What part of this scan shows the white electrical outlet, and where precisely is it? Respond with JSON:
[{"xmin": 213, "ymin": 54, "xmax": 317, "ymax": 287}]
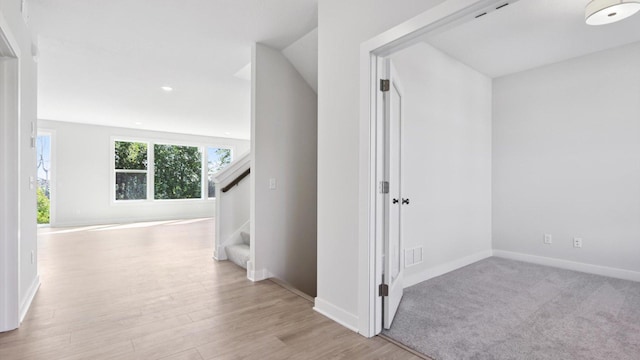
[
  {"xmin": 413, "ymin": 247, "xmax": 423, "ymax": 264},
  {"xmin": 573, "ymin": 238, "xmax": 583, "ymax": 248},
  {"xmin": 405, "ymin": 249, "xmax": 414, "ymax": 267},
  {"xmin": 544, "ymin": 234, "xmax": 552, "ymax": 244},
  {"xmin": 404, "ymin": 247, "xmax": 423, "ymax": 267}
]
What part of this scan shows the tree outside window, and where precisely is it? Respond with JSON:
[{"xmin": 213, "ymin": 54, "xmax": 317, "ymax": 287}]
[
  {"xmin": 114, "ymin": 141, "xmax": 148, "ymax": 200},
  {"xmin": 207, "ymin": 147, "xmax": 232, "ymax": 198},
  {"xmin": 154, "ymin": 144, "xmax": 202, "ymax": 199},
  {"xmin": 36, "ymin": 134, "xmax": 52, "ymax": 224},
  {"xmin": 113, "ymin": 140, "xmax": 232, "ymax": 201}
]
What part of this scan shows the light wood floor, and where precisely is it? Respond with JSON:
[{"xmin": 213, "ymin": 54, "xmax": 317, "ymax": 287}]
[{"xmin": 0, "ymin": 218, "xmax": 420, "ymax": 360}]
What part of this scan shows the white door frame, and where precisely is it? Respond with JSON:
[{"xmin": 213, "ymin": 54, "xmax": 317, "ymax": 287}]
[
  {"xmin": 0, "ymin": 12, "xmax": 22, "ymax": 332},
  {"xmin": 357, "ymin": 0, "xmax": 510, "ymax": 337}
]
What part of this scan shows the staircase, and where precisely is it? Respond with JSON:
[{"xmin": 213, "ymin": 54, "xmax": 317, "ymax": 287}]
[
  {"xmin": 212, "ymin": 152, "xmax": 251, "ymax": 270},
  {"xmin": 225, "ymin": 231, "xmax": 250, "ymax": 269}
]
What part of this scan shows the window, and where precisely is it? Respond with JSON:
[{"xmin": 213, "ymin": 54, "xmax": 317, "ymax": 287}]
[
  {"xmin": 207, "ymin": 147, "xmax": 232, "ymax": 198},
  {"xmin": 113, "ymin": 139, "xmax": 232, "ymax": 201},
  {"xmin": 36, "ymin": 134, "xmax": 52, "ymax": 224},
  {"xmin": 154, "ymin": 144, "xmax": 202, "ymax": 200},
  {"xmin": 114, "ymin": 141, "xmax": 148, "ymax": 200}
]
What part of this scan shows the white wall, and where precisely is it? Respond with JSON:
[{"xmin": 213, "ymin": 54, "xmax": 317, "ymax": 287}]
[
  {"xmin": 38, "ymin": 120, "xmax": 250, "ymax": 227},
  {"xmin": 391, "ymin": 43, "xmax": 492, "ymax": 287},
  {"xmin": 0, "ymin": 0, "xmax": 39, "ymax": 327},
  {"xmin": 282, "ymin": 27, "xmax": 318, "ymax": 93},
  {"xmin": 493, "ymin": 41, "xmax": 640, "ymax": 274},
  {"xmin": 317, "ymin": 0, "xmax": 445, "ymax": 329},
  {"xmin": 251, "ymin": 43, "xmax": 317, "ymax": 296}
]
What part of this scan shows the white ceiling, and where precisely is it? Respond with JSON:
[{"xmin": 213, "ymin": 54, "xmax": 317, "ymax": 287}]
[
  {"xmin": 423, "ymin": 0, "xmax": 640, "ymax": 78},
  {"xmin": 283, "ymin": 27, "xmax": 318, "ymax": 93},
  {"xmin": 29, "ymin": 0, "xmax": 318, "ymax": 139}
]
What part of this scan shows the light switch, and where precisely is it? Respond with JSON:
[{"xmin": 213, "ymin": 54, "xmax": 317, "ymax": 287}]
[{"xmin": 269, "ymin": 178, "xmax": 276, "ymax": 190}]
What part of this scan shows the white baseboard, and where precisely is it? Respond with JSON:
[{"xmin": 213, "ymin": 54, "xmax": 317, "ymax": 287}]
[
  {"xmin": 270, "ymin": 278, "xmax": 314, "ymax": 303},
  {"xmin": 404, "ymin": 249, "xmax": 493, "ymax": 288},
  {"xmin": 52, "ymin": 215, "xmax": 213, "ymax": 228},
  {"xmin": 246, "ymin": 261, "xmax": 271, "ymax": 282},
  {"xmin": 213, "ymin": 246, "xmax": 226, "ymax": 261},
  {"xmin": 493, "ymin": 250, "xmax": 640, "ymax": 282},
  {"xmin": 313, "ymin": 298, "xmax": 359, "ymax": 333},
  {"xmin": 19, "ymin": 275, "xmax": 40, "ymax": 322}
]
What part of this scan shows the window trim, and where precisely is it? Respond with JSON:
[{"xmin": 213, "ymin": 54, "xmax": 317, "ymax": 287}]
[
  {"xmin": 152, "ymin": 143, "xmax": 203, "ymax": 201},
  {"xmin": 110, "ymin": 136, "xmax": 235, "ymax": 204},
  {"xmin": 112, "ymin": 138, "xmax": 150, "ymax": 202}
]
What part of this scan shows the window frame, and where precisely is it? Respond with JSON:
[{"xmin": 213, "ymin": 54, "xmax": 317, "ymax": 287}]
[
  {"xmin": 152, "ymin": 142, "xmax": 203, "ymax": 201},
  {"xmin": 112, "ymin": 138, "xmax": 150, "ymax": 202},
  {"xmin": 110, "ymin": 136, "xmax": 235, "ymax": 204},
  {"xmin": 36, "ymin": 129, "xmax": 56, "ymax": 226}
]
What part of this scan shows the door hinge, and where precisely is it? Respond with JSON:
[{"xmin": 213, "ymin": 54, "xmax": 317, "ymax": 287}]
[
  {"xmin": 380, "ymin": 79, "xmax": 390, "ymax": 92},
  {"xmin": 379, "ymin": 283, "xmax": 389, "ymax": 297},
  {"xmin": 379, "ymin": 181, "xmax": 389, "ymax": 194}
]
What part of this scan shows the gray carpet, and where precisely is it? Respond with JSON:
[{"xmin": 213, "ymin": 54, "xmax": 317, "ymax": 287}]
[{"xmin": 382, "ymin": 257, "xmax": 640, "ymax": 360}]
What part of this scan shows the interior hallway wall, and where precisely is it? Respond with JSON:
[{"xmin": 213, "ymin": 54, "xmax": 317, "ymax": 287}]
[
  {"xmin": 391, "ymin": 42, "xmax": 492, "ymax": 287},
  {"xmin": 251, "ymin": 43, "xmax": 318, "ymax": 296},
  {"xmin": 317, "ymin": 0, "xmax": 446, "ymax": 330},
  {"xmin": 493, "ymin": 41, "xmax": 640, "ymax": 275},
  {"xmin": 39, "ymin": 120, "xmax": 250, "ymax": 227},
  {"xmin": 0, "ymin": 0, "xmax": 40, "ymax": 323}
]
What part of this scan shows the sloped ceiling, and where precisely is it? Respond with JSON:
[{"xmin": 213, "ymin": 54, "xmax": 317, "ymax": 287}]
[{"xmin": 283, "ymin": 28, "xmax": 318, "ymax": 93}]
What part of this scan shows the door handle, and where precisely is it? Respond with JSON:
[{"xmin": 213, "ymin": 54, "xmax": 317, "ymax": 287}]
[
  {"xmin": 392, "ymin": 198, "xmax": 399, "ymax": 204},
  {"xmin": 402, "ymin": 198, "xmax": 410, "ymax": 205}
]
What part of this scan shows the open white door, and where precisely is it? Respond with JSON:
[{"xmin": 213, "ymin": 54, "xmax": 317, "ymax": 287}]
[{"xmin": 383, "ymin": 60, "xmax": 404, "ymax": 329}]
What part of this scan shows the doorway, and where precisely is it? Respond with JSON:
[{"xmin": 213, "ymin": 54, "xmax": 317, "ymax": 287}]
[
  {"xmin": 362, "ymin": 0, "xmax": 640, "ymax": 343},
  {"xmin": 359, "ymin": 0, "xmax": 513, "ymax": 337}
]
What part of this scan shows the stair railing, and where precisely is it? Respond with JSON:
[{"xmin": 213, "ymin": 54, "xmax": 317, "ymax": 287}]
[{"xmin": 221, "ymin": 168, "xmax": 250, "ymax": 193}]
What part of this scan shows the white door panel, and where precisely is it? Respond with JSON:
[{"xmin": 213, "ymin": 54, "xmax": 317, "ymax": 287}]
[{"xmin": 383, "ymin": 60, "xmax": 404, "ymax": 329}]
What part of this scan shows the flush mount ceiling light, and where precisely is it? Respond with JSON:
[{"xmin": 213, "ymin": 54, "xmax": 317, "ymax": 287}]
[
  {"xmin": 586, "ymin": 0, "xmax": 640, "ymax": 25},
  {"xmin": 160, "ymin": 86, "xmax": 173, "ymax": 92}
]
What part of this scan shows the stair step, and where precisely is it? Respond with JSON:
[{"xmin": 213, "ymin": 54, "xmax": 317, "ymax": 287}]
[
  {"xmin": 226, "ymin": 243, "xmax": 250, "ymax": 269},
  {"xmin": 240, "ymin": 231, "xmax": 250, "ymax": 245}
]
